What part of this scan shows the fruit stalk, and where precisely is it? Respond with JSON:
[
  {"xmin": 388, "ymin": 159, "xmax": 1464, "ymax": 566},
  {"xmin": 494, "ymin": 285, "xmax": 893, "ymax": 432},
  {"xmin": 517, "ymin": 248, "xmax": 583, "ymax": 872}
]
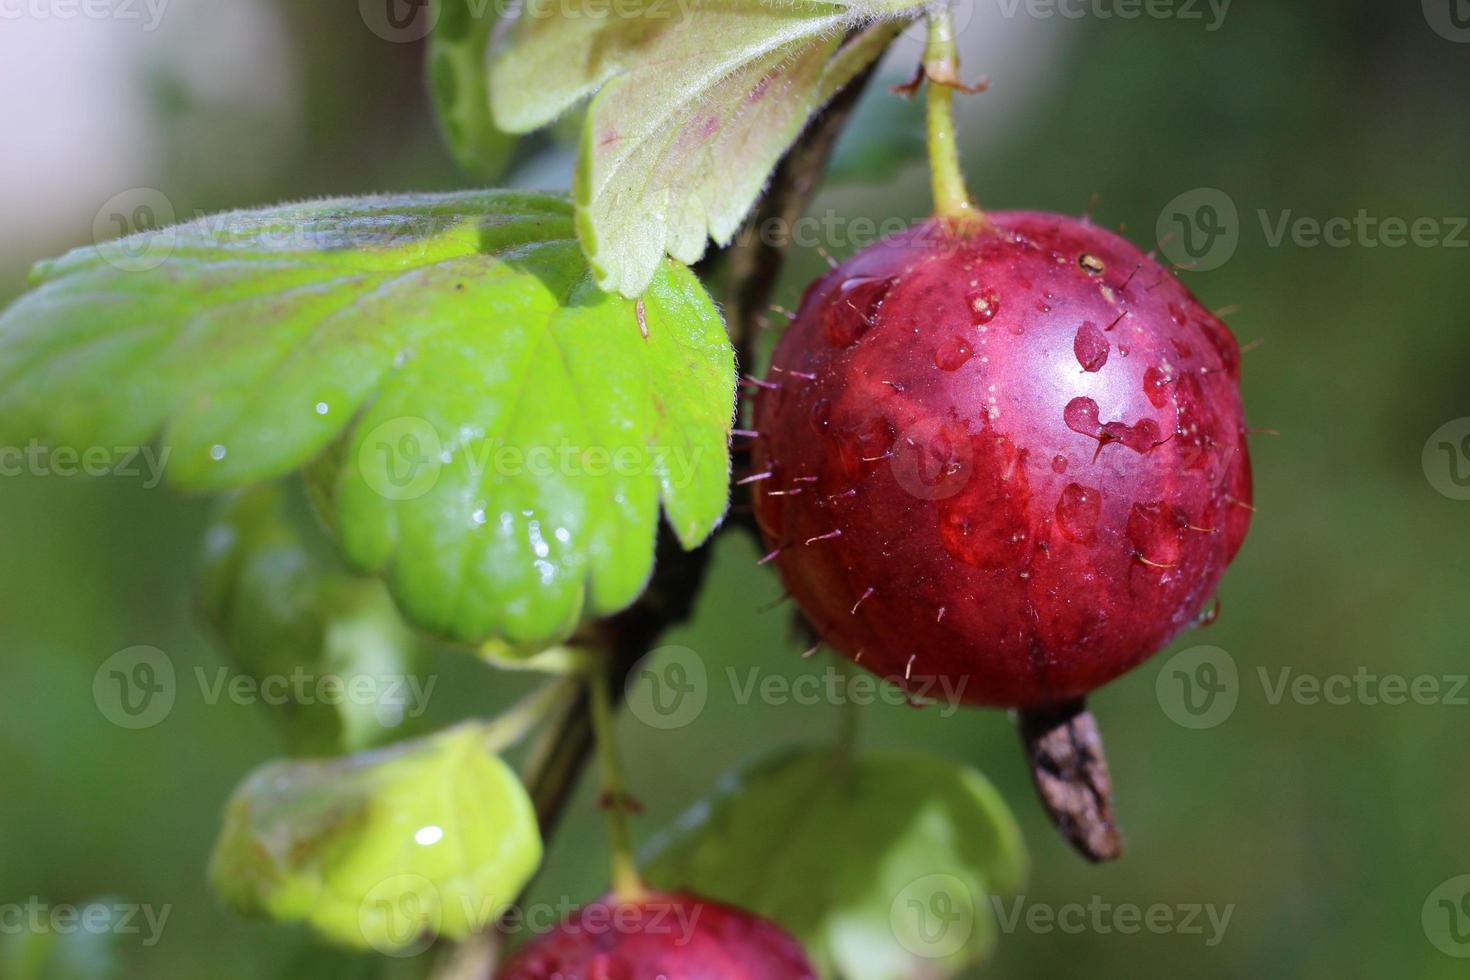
[
  {"xmin": 1017, "ymin": 699, "xmax": 1123, "ymax": 862},
  {"xmin": 924, "ymin": 6, "xmax": 978, "ymax": 220},
  {"xmin": 591, "ymin": 661, "xmax": 648, "ymax": 900}
]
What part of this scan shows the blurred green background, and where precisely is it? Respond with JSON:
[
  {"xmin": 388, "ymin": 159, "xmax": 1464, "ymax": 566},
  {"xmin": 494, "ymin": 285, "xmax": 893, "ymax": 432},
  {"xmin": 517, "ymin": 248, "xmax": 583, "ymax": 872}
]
[{"xmin": 2, "ymin": 0, "xmax": 1468, "ymax": 977}]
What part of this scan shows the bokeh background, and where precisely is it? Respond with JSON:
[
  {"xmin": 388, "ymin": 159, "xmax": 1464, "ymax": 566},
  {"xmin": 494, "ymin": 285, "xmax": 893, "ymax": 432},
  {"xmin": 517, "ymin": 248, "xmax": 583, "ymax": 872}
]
[{"xmin": 2, "ymin": 0, "xmax": 1469, "ymax": 977}]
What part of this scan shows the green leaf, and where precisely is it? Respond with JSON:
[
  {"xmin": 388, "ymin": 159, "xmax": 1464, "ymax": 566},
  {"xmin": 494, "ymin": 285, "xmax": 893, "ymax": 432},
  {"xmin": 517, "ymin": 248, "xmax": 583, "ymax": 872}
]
[
  {"xmin": 0, "ymin": 190, "xmax": 735, "ymax": 645},
  {"xmin": 428, "ymin": 0, "xmax": 517, "ymax": 180},
  {"xmin": 210, "ymin": 724, "xmax": 542, "ymax": 955},
  {"xmin": 644, "ymin": 748, "xmax": 1027, "ymax": 980},
  {"xmin": 490, "ymin": 3, "xmax": 913, "ymax": 296},
  {"xmin": 199, "ymin": 485, "xmax": 426, "ymax": 755}
]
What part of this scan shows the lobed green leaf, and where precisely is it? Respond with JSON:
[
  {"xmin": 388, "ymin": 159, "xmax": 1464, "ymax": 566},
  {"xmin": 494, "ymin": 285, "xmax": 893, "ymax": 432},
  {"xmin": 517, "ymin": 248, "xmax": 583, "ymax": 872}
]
[
  {"xmin": 489, "ymin": 1, "xmax": 915, "ymax": 295},
  {"xmin": 0, "ymin": 190, "xmax": 735, "ymax": 645}
]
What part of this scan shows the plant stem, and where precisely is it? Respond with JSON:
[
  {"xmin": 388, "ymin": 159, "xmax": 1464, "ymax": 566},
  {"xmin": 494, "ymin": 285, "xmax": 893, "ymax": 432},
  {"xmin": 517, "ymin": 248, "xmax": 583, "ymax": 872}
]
[
  {"xmin": 481, "ymin": 676, "xmax": 580, "ymax": 754},
  {"xmin": 591, "ymin": 661, "xmax": 648, "ymax": 901},
  {"xmin": 834, "ymin": 656, "xmax": 862, "ymax": 768},
  {"xmin": 924, "ymin": 7, "xmax": 979, "ymax": 221}
]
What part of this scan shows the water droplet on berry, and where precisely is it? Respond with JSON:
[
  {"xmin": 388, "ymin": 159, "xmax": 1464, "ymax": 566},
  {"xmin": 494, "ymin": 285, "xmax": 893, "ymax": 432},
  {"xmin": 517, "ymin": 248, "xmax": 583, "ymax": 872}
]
[
  {"xmin": 1055, "ymin": 483, "xmax": 1101, "ymax": 541},
  {"xmin": 967, "ymin": 287, "xmax": 1000, "ymax": 325},
  {"xmin": 933, "ymin": 336, "xmax": 973, "ymax": 371},
  {"xmin": 1143, "ymin": 365, "xmax": 1173, "ymax": 408},
  {"xmin": 1073, "ymin": 321, "xmax": 1110, "ymax": 372},
  {"xmin": 824, "ymin": 276, "xmax": 894, "ymax": 347}
]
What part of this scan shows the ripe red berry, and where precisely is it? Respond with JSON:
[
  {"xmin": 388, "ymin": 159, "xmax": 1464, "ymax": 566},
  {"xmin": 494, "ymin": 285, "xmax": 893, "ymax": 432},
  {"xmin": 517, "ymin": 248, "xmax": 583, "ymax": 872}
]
[
  {"xmin": 751, "ymin": 212, "xmax": 1252, "ymax": 709},
  {"xmin": 496, "ymin": 891, "xmax": 816, "ymax": 980}
]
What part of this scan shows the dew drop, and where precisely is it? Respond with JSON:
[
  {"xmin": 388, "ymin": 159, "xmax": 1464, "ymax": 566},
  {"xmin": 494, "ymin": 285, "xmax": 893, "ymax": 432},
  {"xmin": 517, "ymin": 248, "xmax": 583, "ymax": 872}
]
[
  {"xmin": 824, "ymin": 276, "xmax": 894, "ymax": 347},
  {"xmin": 1055, "ymin": 483, "xmax": 1101, "ymax": 542},
  {"xmin": 967, "ymin": 287, "xmax": 1000, "ymax": 325},
  {"xmin": 933, "ymin": 336, "xmax": 974, "ymax": 371},
  {"xmin": 1051, "ymin": 454, "xmax": 1068, "ymax": 474},
  {"xmin": 1143, "ymin": 365, "xmax": 1174, "ymax": 408},
  {"xmin": 209, "ymin": 444, "xmax": 227, "ymax": 461},
  {"xmin": 1073, "ymin": 321, "xmax": 1110, "ymax": 372},
  {"xmin": 314, "ymin": 401, "xmax": 330, "ymax": 416},
  {"xmin": 1127, "ymin": 500, "xmax": 1188, "ymax": 568}
]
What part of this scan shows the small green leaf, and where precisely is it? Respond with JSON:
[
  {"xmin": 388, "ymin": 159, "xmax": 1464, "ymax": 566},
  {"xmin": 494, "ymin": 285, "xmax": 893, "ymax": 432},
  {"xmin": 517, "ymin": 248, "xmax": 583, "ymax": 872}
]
[
  {"xmin": 428, "ymin": 0, "xmax": 517, "ymax": 180},
  {"xmin": 644, "ymin": 748, "xmax": 1027, "ymax": 980},
  {"xmin": 210, "ymin": 725, "xmax": 542, "ymax": 955},
  {"xmin": 200, "ymin": 485, "xmax": 426, "ymax": 754},
  {"xmin": 0, "ymin": 191, "xmax": 735, "ymax": 645},
  {"xmin": 490, "ymin": 3, "xmax": 913, "ymax": 296}
]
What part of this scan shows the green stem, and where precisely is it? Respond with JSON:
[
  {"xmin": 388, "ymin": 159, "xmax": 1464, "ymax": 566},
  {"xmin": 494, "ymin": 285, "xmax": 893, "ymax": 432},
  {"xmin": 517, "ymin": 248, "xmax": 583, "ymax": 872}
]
[
  {"xmin": 481, "ymin": 676, "xmax": 579, "ymax": 754},
  {"xmin": 834, "ymin": 657, "xmax": 862, "ymax": 768},
  {"xmin": 590, "ymin": 663, "xmax": 647, "ymax": 901},
  {"xmin": 924, "ymin": 7, "xmax": 979, "ymax": 220}
]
